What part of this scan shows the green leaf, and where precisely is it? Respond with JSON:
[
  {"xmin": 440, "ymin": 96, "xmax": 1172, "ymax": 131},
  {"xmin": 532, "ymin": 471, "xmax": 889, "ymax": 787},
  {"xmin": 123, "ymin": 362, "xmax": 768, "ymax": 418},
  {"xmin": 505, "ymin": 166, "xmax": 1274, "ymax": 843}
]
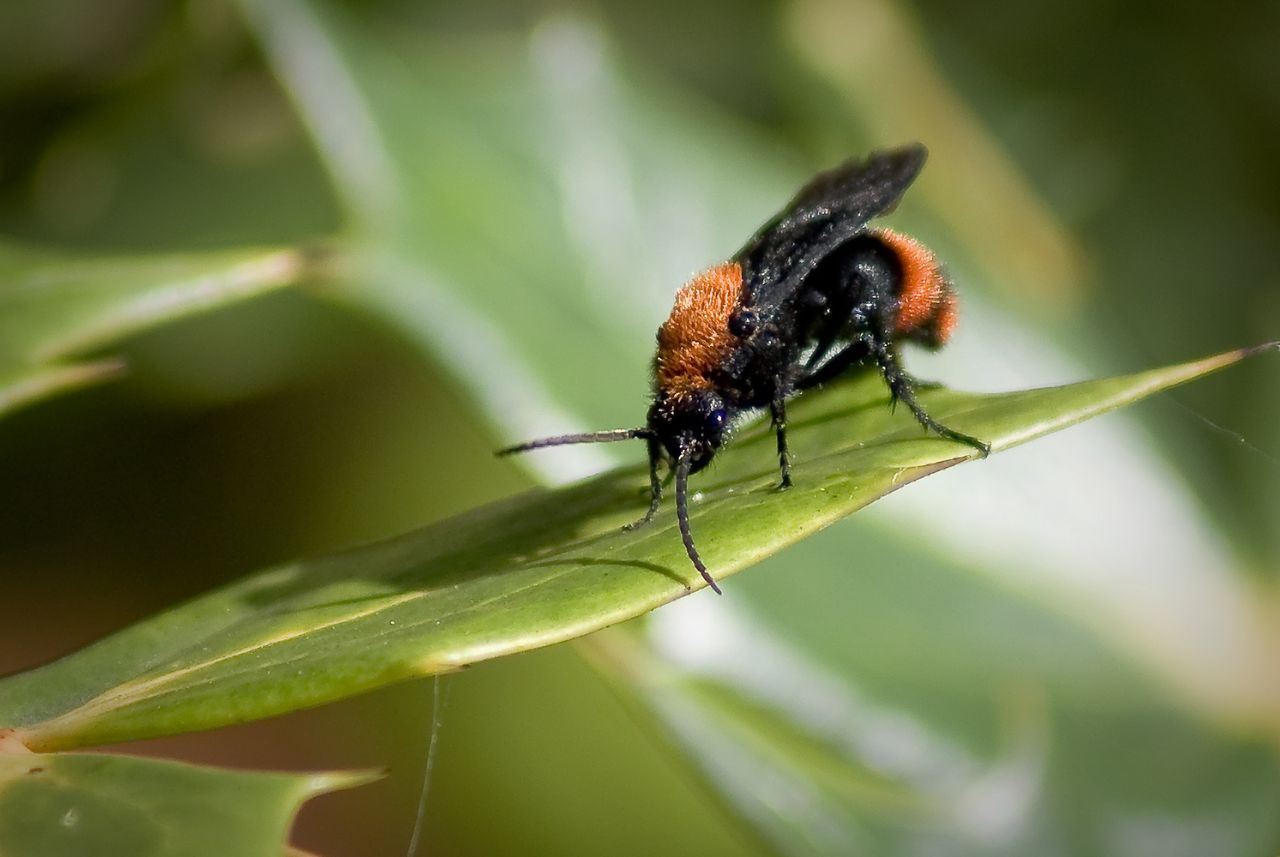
[
  {"xmin": 0, "ymin": 749, "xmax": 376, "ymax": 857},
  {"xmin": 0, "ymin": 241, "xmax": 310, "ymax": 417},
  {"xmin": 0, "ymin": 346, "xmax": 1265, "ymax": 751}
]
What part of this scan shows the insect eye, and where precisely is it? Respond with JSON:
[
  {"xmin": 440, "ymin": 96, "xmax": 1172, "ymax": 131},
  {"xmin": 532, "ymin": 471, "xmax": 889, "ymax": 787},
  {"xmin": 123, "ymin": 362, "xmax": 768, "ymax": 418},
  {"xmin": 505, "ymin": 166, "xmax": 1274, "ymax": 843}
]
[
  {"xmin": 707, "ymin": 409, "xmax": 728, "ymax": 430},
  {"xmin": 728, "ymin": 310, "xmax": 758, "ymax": 338}
]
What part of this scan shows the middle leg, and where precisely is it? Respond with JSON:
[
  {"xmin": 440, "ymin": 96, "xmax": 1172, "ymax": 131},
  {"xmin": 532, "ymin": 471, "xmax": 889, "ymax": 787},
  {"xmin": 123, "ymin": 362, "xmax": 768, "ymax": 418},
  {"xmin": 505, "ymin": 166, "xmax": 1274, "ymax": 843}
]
[
  {"xmin": 770, "ymin": 397, "xmax": 792, "ymax": 490},
  {"xmin": 795, "ymin": 340, "xmax": 872, "ymax": 391}
]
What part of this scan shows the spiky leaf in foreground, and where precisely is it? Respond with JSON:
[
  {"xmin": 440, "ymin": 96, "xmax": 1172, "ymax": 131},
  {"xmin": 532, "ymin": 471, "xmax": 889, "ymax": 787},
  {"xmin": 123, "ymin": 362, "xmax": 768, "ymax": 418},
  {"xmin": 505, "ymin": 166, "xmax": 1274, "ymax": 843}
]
[{"xmin": 0, "ymin": 749, "xmax": 375, "ymax": 857}]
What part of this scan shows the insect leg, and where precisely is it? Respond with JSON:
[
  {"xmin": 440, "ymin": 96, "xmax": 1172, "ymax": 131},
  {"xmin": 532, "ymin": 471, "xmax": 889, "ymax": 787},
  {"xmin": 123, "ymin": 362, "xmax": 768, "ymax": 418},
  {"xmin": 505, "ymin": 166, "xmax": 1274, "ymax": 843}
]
[
  {"xmin": 870, "ymin": 336, "xmax": 991, "ymax": 456},
  {"xmin": 623, "ymin": 436, "xmax": 665, "ymax": 530},
  {"xmin": 800, "ymin": 288, "xmax": 856, "ymax": 373},
  {"xmin": 802, "ymin": 316, "xmax": 843, "ymax": 373},
  {"xmin": 770, "ymin": 398, "xmax": 793, "ymax": 489}
]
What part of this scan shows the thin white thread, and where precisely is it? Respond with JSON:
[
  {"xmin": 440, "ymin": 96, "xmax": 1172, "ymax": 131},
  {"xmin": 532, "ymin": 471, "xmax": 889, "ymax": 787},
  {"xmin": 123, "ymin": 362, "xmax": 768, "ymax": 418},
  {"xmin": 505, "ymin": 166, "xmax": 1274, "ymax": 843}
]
[
  {"xmin": 406, "ymin": 677, "xmax": 448, "ymax": 857},
  {"xmin": 1166, "ymin": 395, "xmax": 1280, "ymax": 469}
]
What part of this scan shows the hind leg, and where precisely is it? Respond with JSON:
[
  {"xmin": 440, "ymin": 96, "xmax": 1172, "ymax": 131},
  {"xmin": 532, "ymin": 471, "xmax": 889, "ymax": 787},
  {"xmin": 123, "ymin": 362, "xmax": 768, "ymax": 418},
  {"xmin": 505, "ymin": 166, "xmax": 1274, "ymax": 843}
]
[{"xmin": 869, "ymin": 335, "xmax": 990, "ymax": 456}]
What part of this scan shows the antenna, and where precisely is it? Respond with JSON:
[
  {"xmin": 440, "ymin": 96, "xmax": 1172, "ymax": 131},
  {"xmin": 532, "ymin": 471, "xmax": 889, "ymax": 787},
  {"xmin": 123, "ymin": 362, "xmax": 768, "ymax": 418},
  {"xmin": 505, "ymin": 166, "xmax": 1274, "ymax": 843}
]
[{"xmin": 497, "ymin": 428, "xmax": 653, "ymax": 456}]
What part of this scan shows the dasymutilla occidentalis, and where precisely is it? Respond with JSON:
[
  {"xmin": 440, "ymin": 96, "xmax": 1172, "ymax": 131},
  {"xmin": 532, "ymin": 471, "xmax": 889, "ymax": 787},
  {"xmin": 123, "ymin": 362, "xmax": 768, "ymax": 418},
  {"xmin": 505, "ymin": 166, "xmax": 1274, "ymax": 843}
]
[{"xmin": 500, "ymin": 144, "xmax": 989, "ymax": 593}]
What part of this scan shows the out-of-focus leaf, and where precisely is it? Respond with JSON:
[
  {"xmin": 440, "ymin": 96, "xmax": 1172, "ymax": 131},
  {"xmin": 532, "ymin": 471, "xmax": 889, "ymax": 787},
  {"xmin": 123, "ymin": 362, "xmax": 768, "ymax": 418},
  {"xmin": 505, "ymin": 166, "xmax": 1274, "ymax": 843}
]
[
  {"xmin": 584, "ymin": 588, "xmax": 1280, "ymax": 857},
  {"xmin": 785, "ymin": 0, "xmax": 1086, "ymax": 308},
  {"xmin": 583, "ymin": 624, "xmax": 1015, "ymax": 857},
  {"xmin": 0, "ymin": 346, "xmax": 1260, "ymax": 751},
  {"xmin": 0, "ymin": 749, "xmax": 376, "ymax": 857},
  {"xmin": 0, "ymin": 241, "xmax": 311, "ymax": 417},
  {"xmin": 0, "ymin": 360, "xmax": 125, "ymax": 415},
  {"xmin": 236, "ymin": 0, "xmax": 801, "ymax": 479}
]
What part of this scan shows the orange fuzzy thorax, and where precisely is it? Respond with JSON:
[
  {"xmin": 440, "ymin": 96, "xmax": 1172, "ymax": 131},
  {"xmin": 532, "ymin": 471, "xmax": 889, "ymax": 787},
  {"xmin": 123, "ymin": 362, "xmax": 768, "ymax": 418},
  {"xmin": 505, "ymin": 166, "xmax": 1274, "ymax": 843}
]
[
  {"xmin": 655, "ymin": 262, "xmax": 743, "ymax": 394},
  {"xmin": 875, "ymin": 228, "xmax": 957, "ymax": 345}
]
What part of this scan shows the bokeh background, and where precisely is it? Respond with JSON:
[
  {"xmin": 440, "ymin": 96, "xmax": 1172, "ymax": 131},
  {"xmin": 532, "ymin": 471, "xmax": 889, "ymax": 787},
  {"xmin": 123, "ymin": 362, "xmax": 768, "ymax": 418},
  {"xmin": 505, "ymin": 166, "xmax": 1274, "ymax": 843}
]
[{"xmin": 1, "ymin": 1, "xmax": 1277, "ymax": 855}]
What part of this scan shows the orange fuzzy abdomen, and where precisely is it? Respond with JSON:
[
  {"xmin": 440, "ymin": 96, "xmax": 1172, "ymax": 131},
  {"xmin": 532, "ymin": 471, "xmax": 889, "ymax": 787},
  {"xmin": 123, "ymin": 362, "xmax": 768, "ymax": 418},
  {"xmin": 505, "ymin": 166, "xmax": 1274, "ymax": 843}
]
[
  {"xmin": 655, "ymin": 262, "xmax": 743, "ymax": 394},
  {"xmin": 875, "ymin": 228, "xmax": 957, "ymax": 346}
]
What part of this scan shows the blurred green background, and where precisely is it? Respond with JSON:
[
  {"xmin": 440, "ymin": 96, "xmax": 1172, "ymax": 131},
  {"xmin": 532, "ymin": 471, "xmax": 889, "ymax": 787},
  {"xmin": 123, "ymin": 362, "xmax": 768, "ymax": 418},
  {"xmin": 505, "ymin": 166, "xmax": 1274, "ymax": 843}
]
[{"xmin": 1, "ymin": 1, "xmax": 1277, "ymax": 855}]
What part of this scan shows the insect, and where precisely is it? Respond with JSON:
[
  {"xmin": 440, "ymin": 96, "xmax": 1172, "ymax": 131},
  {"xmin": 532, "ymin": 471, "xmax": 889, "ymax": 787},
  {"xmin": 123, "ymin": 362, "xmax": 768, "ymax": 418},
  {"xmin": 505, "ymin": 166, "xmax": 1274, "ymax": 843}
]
[{"xmin": 500, "ymin": 144, "xmax": 988, "ymax": 593}]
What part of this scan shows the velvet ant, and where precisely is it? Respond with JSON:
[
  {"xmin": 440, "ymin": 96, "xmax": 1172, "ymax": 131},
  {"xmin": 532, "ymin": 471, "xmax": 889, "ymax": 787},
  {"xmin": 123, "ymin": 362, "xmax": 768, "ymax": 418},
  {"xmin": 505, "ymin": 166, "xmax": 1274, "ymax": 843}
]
[{"xmin": 500, "ymin": 144, "xmax": 988, "ymax": 593}]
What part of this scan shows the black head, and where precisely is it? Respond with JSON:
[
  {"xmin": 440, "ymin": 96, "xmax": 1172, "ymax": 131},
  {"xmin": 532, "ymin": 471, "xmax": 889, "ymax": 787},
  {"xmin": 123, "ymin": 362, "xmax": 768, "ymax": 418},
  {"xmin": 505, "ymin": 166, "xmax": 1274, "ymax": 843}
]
[
  {"xmin": 495, "ymin": 396, "xmax": 727, "ymax": 594},
  {"xmin": 647, "ymin": 389, "xmax": 733, "ymax": 474}
]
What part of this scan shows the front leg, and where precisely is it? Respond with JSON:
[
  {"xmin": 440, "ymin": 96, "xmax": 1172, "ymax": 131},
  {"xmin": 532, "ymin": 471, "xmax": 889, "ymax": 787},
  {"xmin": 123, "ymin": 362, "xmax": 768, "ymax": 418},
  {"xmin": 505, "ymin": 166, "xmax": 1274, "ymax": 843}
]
[
  {"xmin": 770, "ymin": 398, "xmax": 793, "ymax": 489},
  {"xmin": 624, "ymin": 437, "xmax": 665, "ymax": 530}
]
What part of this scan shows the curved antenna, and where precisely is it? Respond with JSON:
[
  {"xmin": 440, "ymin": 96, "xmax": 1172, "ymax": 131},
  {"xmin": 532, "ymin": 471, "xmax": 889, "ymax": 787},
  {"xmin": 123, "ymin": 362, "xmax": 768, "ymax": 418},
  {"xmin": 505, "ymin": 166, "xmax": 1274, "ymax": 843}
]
[
  {"xmin": 675, "ymin": 450, "xmax": 723, "ymax": 595},
  {"xmin": 497, "ymin": 428, "xmax": 652, "ymax": 456}
]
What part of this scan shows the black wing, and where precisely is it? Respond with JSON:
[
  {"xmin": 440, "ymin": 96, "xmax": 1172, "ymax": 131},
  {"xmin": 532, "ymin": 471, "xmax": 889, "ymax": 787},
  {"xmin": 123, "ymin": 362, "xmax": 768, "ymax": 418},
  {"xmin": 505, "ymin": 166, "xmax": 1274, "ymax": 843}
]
[{"xmin": 735, "ymin": 144, "xmax": 927, "ymax": 306}]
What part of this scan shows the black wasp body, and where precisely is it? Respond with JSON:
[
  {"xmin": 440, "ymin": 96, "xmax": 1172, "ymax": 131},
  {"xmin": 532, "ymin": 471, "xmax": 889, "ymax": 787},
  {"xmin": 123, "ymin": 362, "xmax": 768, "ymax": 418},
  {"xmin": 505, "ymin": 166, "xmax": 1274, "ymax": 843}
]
[{"xmin": 501, "ymin": 144, "xmax": 988, "ymax": 593}]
